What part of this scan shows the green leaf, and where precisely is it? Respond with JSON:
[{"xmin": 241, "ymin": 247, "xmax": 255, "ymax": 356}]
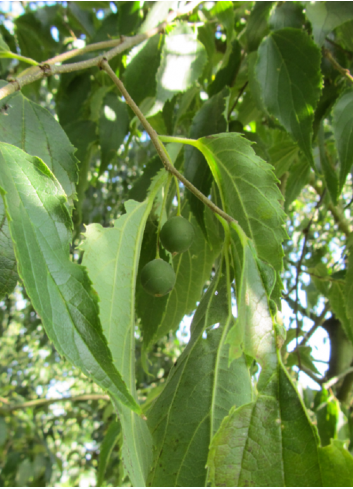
[
  {"xmin": 192, "ymin": 133, "xmax": 287, "ymax": 295},
  {"xmin": 306, "ymin": 2, "xmax": 353, "ymax": 47},
  {"xmin": 0, "ymin": 143, "xmax": 140, "ymax": 415},
  {"xmin": 153, "ymin": 23, "xmax": 207, "ymax": 113},
  {"xmin": 244, "ymin": 2, "xmax": 273, "ymax": 52},
  {"xmin": 99, "ymin": 92, "xmax": 130, "ymax": 174},
  {"xmin": 208, "ymin": 39, "xmax": 241, "ymax": 97},
  {"xmin": 284, "ymin": 157, "xmax": 311, "ymax": 211},
  {"xmin": 124, "ymin": 35, "xmax": 161, "ymax": 105},
  {"xmin": 124, "ymin": 35, "xmax": 161, "ymax": 106},
  {"xmin": 256, "ymin": 28, "xmax": 322, "ymax": 165},
  {"xmin": 118, "ymin": 1, "xmax": 141, "ymax": 35},
  {"xmin": 226, "ymin": 236, "xmax": 277, "ymax": 383},
  {"xmin": 147, "ymin": 266, "xmax": 252, "ymax": 486},
  {"xmin": 314, "ymin": 387, "xmax": 340, "ymax": 447},
  {"xmin": 128, "ymin": 155, "xmax": 163, "ymax": 202},
  {"xmin": 184, "ymin": 89, "xmax": 227, "ymax": 234},
  {"xmin": 210, "ymin": 1, "xmax": 234, "ymax": 43},
  {"xmin": 269, "ymin": 2, "xmax": 305, "ymax": 31},
  {"xmin": 208, "ymin": 363, "xmax": 323, "ymax": 486},
  {"xmin": 97, "ymin": 420, "xmax": 121, "ymax": 487},
  {"xmin": 268, "ymin": 138, "xmax": 299, "ymax": 178},
  {"xmin": 346, "ymin": 241, "xmax": 353, "ymax": 346},
  {"xmin": 332, "ymin": 89, "xmax": 353, "ymax": 195},
  {"xmin": 0, "ymin": 198, "xmax": 18, "ymax": 299},
  {"xmin": 0, "ymin": 83, "xmax": 78, "ymax": 204},
  {"xmin": 318, "ymin": 123, "xmax": 339, "ymax": 205},
  {"xmin": 80, "ymin": 171, "xmax": 170, "ymax": 485},
  {"xmin": 330, "ymin": 279, "xmax": 353, "ymax": 346},
  {"xmin": 319, "ymin": 440, "xmax": 353, "ymax": 486},
  {"xmin": 139, "ymin": 1, "xmax": 174, "ymax": 33}
]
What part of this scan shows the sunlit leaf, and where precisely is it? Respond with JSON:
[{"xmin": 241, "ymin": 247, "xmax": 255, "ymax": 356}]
[
  {"xmin": 0, "ymin": 144, "xmax": 140, "ymax": 415},
  {"xmin": 81, "ymin": 171, "xmax": 169, "ymax": 485},
  {"xmin": 153, "ymin": 23, "xmax": 207, "ymax": 113}
]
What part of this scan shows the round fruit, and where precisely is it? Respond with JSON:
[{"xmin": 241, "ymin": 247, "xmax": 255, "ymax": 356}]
[
  {"xmin": 160, "ymin": 216, "xmax": 194, "ymax": 254},
  {"xmin": 140, "ymin": 259, "xmax": 176, "ymax": 297}
]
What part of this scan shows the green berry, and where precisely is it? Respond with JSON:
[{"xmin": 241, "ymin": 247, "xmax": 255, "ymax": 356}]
[
  {"xmin": 160, "ymin": 216, "xmax": 195, "ymax": 254},
  {"xmin": 140, "ymin": 259, "xmax": 176, "ymax": 297}
]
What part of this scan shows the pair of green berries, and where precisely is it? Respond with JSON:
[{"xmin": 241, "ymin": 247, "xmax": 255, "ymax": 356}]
[{"xmin": 141, "ymin": 216, "xmax": 194, "ymax": 297}]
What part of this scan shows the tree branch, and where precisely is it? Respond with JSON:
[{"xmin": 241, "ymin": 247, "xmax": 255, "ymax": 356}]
[
  {"xmin": 1, "ymin": 394, "xmax": 110, "ymax": 413},
  {"xmin": 100, "ymin": 59, "xmax": 236, "ymax": 224},
  {"xmin": 0, "ymin": 1, "xmax": 202, "ymax": 101}
]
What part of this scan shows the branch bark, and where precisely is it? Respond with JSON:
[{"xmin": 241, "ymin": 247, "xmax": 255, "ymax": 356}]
[{"xmin": 0, "ymin": 1, "xmax": 202, "ymax": 101}]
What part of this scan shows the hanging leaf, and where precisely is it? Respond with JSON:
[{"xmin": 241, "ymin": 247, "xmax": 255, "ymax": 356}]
[
  {"xmin": 318, "ymin": 123, "xmax": 339, "ymax": 205},
  {"xmin": 0, "ymin": 144, "xmax": 140, "ymax": 415},
  {"xmin": 0, "ymin": 198, "xmax": 18, "ymax": 299},
  {"xmin": 147, "ymin": 265, "xmax": 252, "ymax": 486},
  {"xmin": 256, "ymin": 28, "xmax": 322, "ymax": 165},
  {"xmin": 99, "ymin": 92, "xmax": 130, "ymax": 175},
  {"xmin": 124, "ymin": 35, "xmax": 161, "ymax": 106},
  {"xmin": 188, "ymin": 133, "xmax": 287, "ymax": 302},
  {"xmin": 332, "ymin": 89, "xmax": 353, "ymax": 196},
  {"xmin": 97, "ymin": 420, "xmax": 121, "ymax": 487},
  {"xmin": 184, "ymin": 89, "xmax": 227, "ymax": 234},
  {"xmin": 81, "ymin": 171, "xmax": 169, "ymax": 485},
  {"xmin": 208, "ymin": 364, "xmax": 324, "ymax": 486}
]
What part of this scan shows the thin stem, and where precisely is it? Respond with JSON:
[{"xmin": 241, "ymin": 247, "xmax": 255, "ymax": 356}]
[
  {"xmin": 1, "ymin": 394, "xmax": 110, "ymax": 413},
  {"xmin": 323, "ymin": 47, "xmax": 353, "ymax": 83},
  {"xmin": 100, "ymin": 60, "xmax": 236, "ymax": 224},
  {"xmin": 227, "ymin": 81, "xmax": 248, "ymax": 120}
]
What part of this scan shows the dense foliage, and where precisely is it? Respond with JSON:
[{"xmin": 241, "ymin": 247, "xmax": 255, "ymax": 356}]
[{"xmin": 1, "ymin": 1, "xmax": 353, "ymax": 486}]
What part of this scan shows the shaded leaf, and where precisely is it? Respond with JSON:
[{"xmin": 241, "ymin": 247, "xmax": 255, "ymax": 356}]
[
  {"xmin": 147, "ymin": 266, "xmax": 252, "ymax": 486},
  {"xmin": 256, "ymin": 28, "xmax": 322, "ymax": 165},
  {"xmin": 0, "ymin": 199, "xmax": 18, "ymax": 299},
  {"xmin": 329, "ymin": 279, "xmax": 353, "ymax": 346},
  {"xmin": 0, "ymin": 144, "xmax": 140, "ymax": 414},
  {"xmin": 184, "ymin": 89, "xmax": 227, "ymax": 233},
  {"xmin": 284, "ymin": 157, "xmax": 311, "ymax": 211},
  {"xmin": 332, "ymin": 89, "xmax": 353, "ymax": 195},
  {"xmin": 124, "ymin": 35, "xmax": 161, "ymax": 106},
  {"xmin": 314, "ymin": 387, "xmax": 340, "ymax": 447},
  {"xmin": 244, "ymin": 2, "xmax": 273, "ymax": 52},
  {"xmin": 99, "ymin": 92, "xmax": 130, "ymax": 174},
  {"xmin": 97, "ymin": 420, "xmax": 120, "ymax": 487},
  {"xmin": 319, "ymin": 123, "xmax": 339, "ymax": 205},
  {"xmin": 306, "ymin": 2, "xmax": 353, "ymax": 47},
  {"xmin": 118, "ymin": 1, "xmax": 141, "ymax": 35},
  {"xmin": 269, "ymin": 2, "xmax": 305, "ymax": 31},
  {"xmin": 208, "ymin": 39, "xmax": 241, "ymax": 97}
]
